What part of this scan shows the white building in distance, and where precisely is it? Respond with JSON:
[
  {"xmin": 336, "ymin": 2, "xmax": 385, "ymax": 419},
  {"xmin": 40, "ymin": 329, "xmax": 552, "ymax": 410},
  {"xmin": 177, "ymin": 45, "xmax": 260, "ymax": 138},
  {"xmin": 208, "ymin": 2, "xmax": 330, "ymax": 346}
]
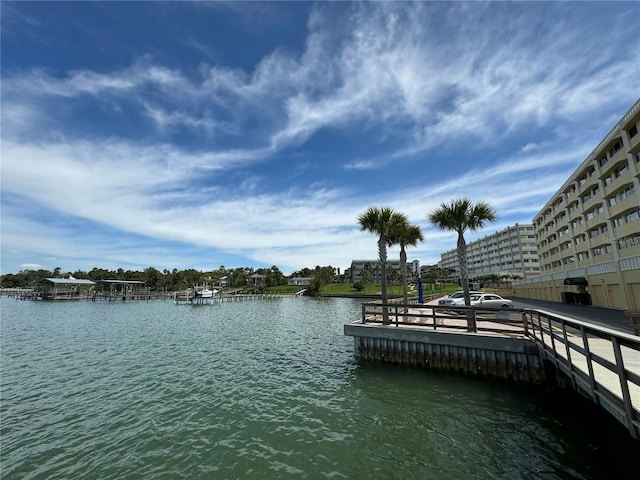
[{"xmin": 438, "ymin": 224, "xmax": 541, "ymax": 279}]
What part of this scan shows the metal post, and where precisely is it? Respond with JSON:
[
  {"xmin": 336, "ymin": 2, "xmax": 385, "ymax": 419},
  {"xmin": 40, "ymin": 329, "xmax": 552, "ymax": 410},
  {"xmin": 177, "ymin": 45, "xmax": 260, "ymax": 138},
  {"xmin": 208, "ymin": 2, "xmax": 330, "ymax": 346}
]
[
  {"xmin": 561, "ymin": 321, "xmax": 572, "ymax": 372},
  {"xmin": 547, "ymin": 314, "xmax": 557, "ymax": 366},
  {"xmin": 537, "ymin": 311, "xmax": 544, "ymax": 344},
  {"xmin": 611, "ymin": 336, "xmax": 637, "ymax": 438},
  {"xmin": 580, "ymin": 325, "xmax": 598, "ymax": 403}
]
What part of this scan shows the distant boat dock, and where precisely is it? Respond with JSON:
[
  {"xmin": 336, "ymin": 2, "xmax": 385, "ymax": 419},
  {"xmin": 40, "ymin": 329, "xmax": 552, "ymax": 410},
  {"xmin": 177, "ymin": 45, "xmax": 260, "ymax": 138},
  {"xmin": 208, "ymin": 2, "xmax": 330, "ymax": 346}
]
[
  {"xmin": 4, "ymin": 278, "xmax": 171, "ymax": 301},
  {"xmin": 2, "ymin": 279, "xmax": 300, "ymax": 304},
  {"xmin": 173, "ymin": 287, "xmax": 299, "ymax": 305}
]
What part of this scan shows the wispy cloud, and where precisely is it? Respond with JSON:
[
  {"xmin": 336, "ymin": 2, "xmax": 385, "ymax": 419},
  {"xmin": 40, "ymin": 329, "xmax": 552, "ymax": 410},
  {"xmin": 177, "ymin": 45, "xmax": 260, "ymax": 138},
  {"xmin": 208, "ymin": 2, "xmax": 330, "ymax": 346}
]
[{"xmin": 2, "ymin": 1, "xmax": 638, "ymax": 274}]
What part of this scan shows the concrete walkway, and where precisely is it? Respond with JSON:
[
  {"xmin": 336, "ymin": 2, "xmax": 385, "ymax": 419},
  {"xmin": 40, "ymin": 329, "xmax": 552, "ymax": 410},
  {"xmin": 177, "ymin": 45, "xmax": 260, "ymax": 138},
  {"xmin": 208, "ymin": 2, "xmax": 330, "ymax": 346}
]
[{"xmin": 510, "ymin": 297, "xmax": 633, "ymax": 334}]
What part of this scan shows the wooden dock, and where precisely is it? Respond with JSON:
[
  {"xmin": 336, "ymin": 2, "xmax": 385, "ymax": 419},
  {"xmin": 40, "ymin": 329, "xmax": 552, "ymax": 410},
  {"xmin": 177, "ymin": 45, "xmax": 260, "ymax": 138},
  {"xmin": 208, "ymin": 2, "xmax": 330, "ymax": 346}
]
[
  {"xmin": 91, "ymin": 291, "xmax": 170, "ymax": 302},
  {"xmin": 345, "ymin": 300, "xmax": 640, "ymax": 439},
  {"xmin": 173, "ymin": 292, "xmax": 298, "ymax": 305}
]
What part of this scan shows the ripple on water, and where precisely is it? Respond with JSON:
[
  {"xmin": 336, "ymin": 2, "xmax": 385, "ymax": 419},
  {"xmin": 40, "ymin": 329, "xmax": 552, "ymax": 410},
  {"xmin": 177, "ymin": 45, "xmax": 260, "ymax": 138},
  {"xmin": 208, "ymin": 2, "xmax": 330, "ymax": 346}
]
[{"xmin": 1, "ymin": 297, "xmax": 634, "ymax": 479}]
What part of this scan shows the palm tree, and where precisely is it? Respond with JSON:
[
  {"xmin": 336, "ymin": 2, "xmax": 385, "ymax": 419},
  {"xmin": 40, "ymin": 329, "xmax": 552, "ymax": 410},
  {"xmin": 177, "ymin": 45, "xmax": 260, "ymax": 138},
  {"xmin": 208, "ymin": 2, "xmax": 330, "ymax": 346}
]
[
  {"xmin": 388, "ymin": 219, "xmax": 423, "ymax": 317},
  {"xmin": 358, "ymin": 207, "xmax": 408, "ymax": 324},
  {"xmin": 428, "ymin": 199, "xmax": 496, "ymax": 330}
]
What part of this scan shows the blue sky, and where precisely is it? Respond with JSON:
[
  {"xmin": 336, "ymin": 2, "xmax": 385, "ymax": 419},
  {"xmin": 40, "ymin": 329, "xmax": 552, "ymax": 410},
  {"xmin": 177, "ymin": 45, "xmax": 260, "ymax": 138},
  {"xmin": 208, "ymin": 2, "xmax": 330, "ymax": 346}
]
[{"xmin": 1, "ymin": 1, "xmax": 639, "ymax": 275}]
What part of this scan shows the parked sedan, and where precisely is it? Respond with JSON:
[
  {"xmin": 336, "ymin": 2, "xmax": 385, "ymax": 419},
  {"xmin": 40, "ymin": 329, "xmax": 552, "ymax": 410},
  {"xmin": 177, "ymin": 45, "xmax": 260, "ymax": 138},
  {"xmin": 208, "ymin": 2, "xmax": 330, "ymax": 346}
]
[
  {"xmin": 438, "ymin": 290, "xmax": 483, "ymax": 306},
  {"xmin": 451, "ymin": 293, "xmax": 513, "ymax": 309}
]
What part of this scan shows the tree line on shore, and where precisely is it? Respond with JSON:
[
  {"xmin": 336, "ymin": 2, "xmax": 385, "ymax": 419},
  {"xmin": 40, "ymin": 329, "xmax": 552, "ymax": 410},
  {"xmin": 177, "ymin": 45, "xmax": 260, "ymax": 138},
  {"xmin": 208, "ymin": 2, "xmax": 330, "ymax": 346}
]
[{"xmin": 0, "ymin": 265, "xmax": 345, "ymax": 293}]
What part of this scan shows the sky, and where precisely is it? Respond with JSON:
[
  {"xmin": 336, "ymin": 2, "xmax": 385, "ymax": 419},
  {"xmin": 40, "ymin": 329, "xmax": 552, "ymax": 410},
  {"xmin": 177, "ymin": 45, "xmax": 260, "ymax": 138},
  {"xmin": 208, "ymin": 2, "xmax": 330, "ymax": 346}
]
[{"xmin": 1, "ymin": 1, "xmax": 639, "ymax": 276}]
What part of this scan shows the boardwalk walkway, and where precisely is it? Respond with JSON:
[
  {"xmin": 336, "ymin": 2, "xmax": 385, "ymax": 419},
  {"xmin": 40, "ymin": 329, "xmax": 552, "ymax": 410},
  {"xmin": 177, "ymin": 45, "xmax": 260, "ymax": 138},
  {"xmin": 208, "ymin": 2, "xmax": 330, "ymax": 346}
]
[{"xmin": 354, "ymin": 297, "xmax": 640, "ymax": 438}]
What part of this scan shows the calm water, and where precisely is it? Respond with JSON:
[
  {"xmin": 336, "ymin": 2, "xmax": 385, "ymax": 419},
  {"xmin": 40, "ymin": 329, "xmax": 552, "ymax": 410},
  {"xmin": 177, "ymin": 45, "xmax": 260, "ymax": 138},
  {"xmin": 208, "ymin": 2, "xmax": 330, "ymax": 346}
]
[{"xmin": 0, "ymin": 297, "xmax": 634, "ymax": 479}]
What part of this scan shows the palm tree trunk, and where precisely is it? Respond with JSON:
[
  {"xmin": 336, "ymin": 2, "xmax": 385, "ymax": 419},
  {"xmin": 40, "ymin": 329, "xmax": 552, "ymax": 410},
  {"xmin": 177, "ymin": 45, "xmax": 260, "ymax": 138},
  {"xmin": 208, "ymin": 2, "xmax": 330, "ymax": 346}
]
[
  {"xmin": 378, "ymin": 236, "xmax": 389, "ymax": 324},
  {"xmin": 457, "ymin": 232, "xmax": 476, "ymax": 332}
]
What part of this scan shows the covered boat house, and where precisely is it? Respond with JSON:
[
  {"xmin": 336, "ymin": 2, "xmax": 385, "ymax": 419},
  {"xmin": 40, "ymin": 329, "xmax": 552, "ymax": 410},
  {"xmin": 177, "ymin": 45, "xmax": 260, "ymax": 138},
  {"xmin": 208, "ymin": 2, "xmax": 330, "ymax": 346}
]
[
  {"xmin": 95, "ymin": 280, "xmax": 147, "ymax": 301},
  {"xmin": 37, "ymin": 278, "xmax": 96, "ymax": 300}
]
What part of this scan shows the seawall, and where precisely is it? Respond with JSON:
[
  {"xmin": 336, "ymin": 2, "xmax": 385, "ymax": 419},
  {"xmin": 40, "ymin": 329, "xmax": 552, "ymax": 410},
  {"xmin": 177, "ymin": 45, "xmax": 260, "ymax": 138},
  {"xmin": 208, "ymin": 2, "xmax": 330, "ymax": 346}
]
[{"xmin": 344, "ymin": 322, "xmax": 545, "ymax": 383}]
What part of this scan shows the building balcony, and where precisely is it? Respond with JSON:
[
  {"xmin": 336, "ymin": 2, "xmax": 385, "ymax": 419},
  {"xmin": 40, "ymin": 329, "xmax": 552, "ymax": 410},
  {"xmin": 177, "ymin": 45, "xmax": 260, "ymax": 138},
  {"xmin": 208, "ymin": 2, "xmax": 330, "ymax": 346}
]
[
  {"xmin": 602, "ymin": 182, "xmax": 619, "ymax": 198},
  {"xmin": 585, "ymin": 215, "xmax": 606, "ymax": 231},
  {"xmin": 570, "ymin": 222, "xmax": 587, "ymax": 235},
  {"xmin": 548, "ymin": 251, "xmax": 562, "ymax": 263},
  {"xmin": 590, "ymin": 249, "xmax": 614, "ymax": 263},
  {"xmin": 609, "ymin": 146, "xmax": 628, "ymax": 163},
  {"xmin": 599, "ymin": 157, "xmax": 629, "ymax": 179},
  {"xmin": 608, "ymin": 195, "xmax": 638, "ymax": 218},
  {"xmin": 577, "ymin": 177, "xmax": 599, "ymax": 197}
]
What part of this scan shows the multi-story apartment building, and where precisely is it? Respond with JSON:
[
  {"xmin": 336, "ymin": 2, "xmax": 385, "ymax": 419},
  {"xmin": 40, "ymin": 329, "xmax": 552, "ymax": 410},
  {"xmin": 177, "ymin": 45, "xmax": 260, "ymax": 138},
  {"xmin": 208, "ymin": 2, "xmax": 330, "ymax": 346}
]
[
  {"xmin": 515, "ymin": 99, "xmax": 640, "ymax": 309},
  {"xmin": 350, "ymin": 259, "xmax": 420, "ymax": 284},
  {"xmin": 438, "ymin": 224, "xmax": 541, "ymax": 280},
  {"xmin": 419, "ymin": 264, "xmax": 438, "ymax": 277}
]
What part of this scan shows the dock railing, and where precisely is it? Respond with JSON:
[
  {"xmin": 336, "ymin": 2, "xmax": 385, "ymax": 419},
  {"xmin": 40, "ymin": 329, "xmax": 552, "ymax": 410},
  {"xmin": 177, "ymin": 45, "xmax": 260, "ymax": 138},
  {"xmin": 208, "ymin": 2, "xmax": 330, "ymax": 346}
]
[
  {"xmin": 358, "ymin": 301, "xmax": 640, "ymax": 438},
  {"xmin": 361, "ymin": 301, "xmax": 524, "ymax": 336},
  {"xmin": 522, "ymin": 308, "xmax": 640, "ymax": 439}
]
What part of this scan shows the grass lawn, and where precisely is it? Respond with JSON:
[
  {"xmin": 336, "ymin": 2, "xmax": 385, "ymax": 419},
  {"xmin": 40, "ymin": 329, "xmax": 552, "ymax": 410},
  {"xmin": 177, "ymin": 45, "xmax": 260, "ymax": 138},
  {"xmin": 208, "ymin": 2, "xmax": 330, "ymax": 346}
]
[
  {"xmin": 264, "ymin": 285, "xmax": 306, "ymax": 294},
  {"xmin": 320, "ymin": 282, "xmax": 460, "ymax": 296}
]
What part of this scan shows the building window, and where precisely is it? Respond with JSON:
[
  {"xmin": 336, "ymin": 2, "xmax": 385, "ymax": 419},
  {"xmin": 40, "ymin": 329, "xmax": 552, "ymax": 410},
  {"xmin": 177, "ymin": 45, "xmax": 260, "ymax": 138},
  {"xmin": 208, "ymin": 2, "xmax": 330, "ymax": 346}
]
[
  {"xmin": 609, "ymin": 138, "xmax": 623, "ymax": 157},
  {"xmin": 612, "ymin": 216, "xmax": 623, "ymax": 228},
  {"xmin": 630, "ymin": 124, "xmax": 638, "ymax": 138},
  {"xmin": 620, "ymin": 184, "xmax": 635, "ymax": 200},
  {"xmin": 608, "ymin": 196, "xmax": 617, "ymax": 207},
  {"xmin": 614, "ymin": 161, "xmax": 629, "ymax": 178},
  {"xmin": 587, "ymin": 205, "xmax": 604, "ymax": 218},
  {"xmin": 598, "ymin": 156, "xmax": 608, "ymax": 167},
  {"xmin": 585, "ymin": 209, "xmax": 598, "ymax": 220},
  {"xmin": 619, "ymin": 234, "xmax": 640, "ymax": 248},
  {"xmin": 625, "ymin": 209, "xmax": 640, "ymax": 223}
]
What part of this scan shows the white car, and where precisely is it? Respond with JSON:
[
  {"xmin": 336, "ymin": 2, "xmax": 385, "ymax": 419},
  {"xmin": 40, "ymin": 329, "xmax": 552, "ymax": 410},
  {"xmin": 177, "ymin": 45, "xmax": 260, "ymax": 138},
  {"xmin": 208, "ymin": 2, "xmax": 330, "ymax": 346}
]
[
  {"xmin": 438, "ymin": 290, "xmax": 483, "ymax": 306},
  {"xmin": 451, "ymin": 293, "xmax": 513, "ymax": 309}
]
